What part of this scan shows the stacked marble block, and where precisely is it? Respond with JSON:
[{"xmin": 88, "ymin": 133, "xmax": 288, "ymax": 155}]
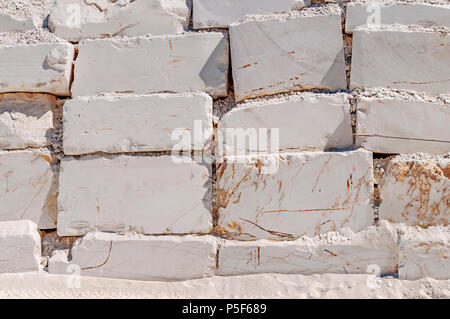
[{"xmin": 0, "ymin": 0, "xmax": 448, "ymax": 282}]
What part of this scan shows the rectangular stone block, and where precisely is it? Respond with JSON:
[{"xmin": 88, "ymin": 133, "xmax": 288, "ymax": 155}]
[
  {"xmin": 0, "ymin": 220, "xmax": 41, "ymax": 273},
  {"xmin": 379, "ymin": 154, "xmax": 449, "ymax": 227},
  {"xmin": 63, "ymin": 93, "xmax": 213, "ymax": 155},
  {"xmin": 57, "ymin": 155, "xmax": 212, "ymax": 236},
  {"xmin": 217, "ymin": 149, "xmax": 374, "ymax": 240},
  {"xmin": 48, "ymin": 0, "xmax": 190, "ymax": 42},
  {"xmin": 356, "ymin": 94, "xmax": 450, "ymax": 154},
  {"xmin": 193, "ymin": 0, "xmax": 308, "ymax": 29},
  {"xmin": 48, "ymin": 233, "xmax": 217, "ymax": 281},
  {"xmin": 230, "ymin": 6, "xmax": 347, "ymax": 101},
  {"xmin": 218, "ymin": 221, "xmax": 398, "ymax": 276},
  {"xmin": 0, "ymin": 12, "xmax": 35, "ymax": 32},
  {"xmin": 218, "ymin": 93, "xmax": 352, "ymax": 153},
  {"xmin": 350, "ymin": 26, "xmax": 450, "ymax": 96},
  {"xmin": 399, "ymin": 225, "xmax": 449, "ymax": 280},
  {"xmin": 0, "ymin": 150, "xmax": 56, "ymax": 229},
  {"xmin": 0, "ymin": 93, "xmax": 55, "ymax": 150},
  {"xmin": 345, "ymin": 2, "xmax": 450, "ymax": 34},
  {"xmin": 71, "ymin": 32, "xmax": 229, "ymax": 98},
  {"xmin": 0, "ymin": 43, "xmax": 75, "ymax": 96}
]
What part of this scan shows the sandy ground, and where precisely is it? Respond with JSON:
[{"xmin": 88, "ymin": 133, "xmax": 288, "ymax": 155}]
[{"xmin": 0, "ymin": 272, "xmax": 448, "ymax": 299}]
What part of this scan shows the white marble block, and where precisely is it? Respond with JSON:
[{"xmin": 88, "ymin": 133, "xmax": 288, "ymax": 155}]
[
  {"xmin": 71, "ymin": 33, "xmax": 229, "ymax": 98},
  {"xmin": 48, "ymin": 233, "xmax": 217, "ymax": 281},
  {"xmin": 0, "ymin": 220, "xmax": 41, "ymax": 273},
  {"xmin": 356, "ymin": 95, "xmax": 450, "ymax": 154},
  {"xmin": 399, "ymin": 225, "xmax": 449, "ymax": 280},
  {"xmin": 218, "ymin": 93, "xmax": 352, "ymax": 153},
  {"xmin": 230, "ymin": 7, "xmax": 347, "ymax": 101},
  {"xmin": 379, "ymin": 154, "xmax": 449, "ymax": 227},
  {"xmin": 217, "ymin": 149, "xmax": 374, "ymax": 240},
  {"xmin": 0, "ymin": 43, "xmax": 75, "ymax": 96},
  {"xmin": 0, "ymin": 93, "xmax": 55, "ymax": 150},
  {"xmin": 193, "ymin": 0, "xmax": 308, "ymax": 29},
  {"xmin": 57, "ymin": 155, "xmax": 212, "ymax": 236},
  {"xmin": 345, "ymin": 2, "xmax": 450, "ymax": 33},
  {"xmin": 63, "ymin": 93, "xmax": 213, "ymax": 155},
  {"xmin": 218, "ymin": 221, "xmax": 398, "ymax": 276},
  {"xmin": 0, "ymin": 150, "xmax": 56, "ymax": 229},
  {"xmin": 48, "ymin": 0, "xmax": 190, "ymax": 42},
  {"xmin": 351, "ymin": 26, "xmax": 450, "ymax": 96}
]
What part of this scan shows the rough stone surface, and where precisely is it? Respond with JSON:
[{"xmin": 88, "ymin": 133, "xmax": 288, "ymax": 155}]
[
  {"xmin": 0, "ymin": 42, "xmax": 75, "ymax": 96},
  {"xmin": 63, "ymin": 93, "xmax": 213, "ymax": 155},
  {"xmin": 0, "ymin": 13, "xmax": 35, "ymax": 32},
  {"xmin": 218, "ymin": 221, "xmax": 398, "ymax": 276},
  {"xmin": 351, "ymin": 26, "xmax": 450, "ymax": 96},
  {"xmin": 230, "ymin": 8, "xmax": 347, "ymax": 101},
  {"xmin": 218, "ymin": 93, "xmax": 352, "ymax": 153},
  {"xmin": 57, "ymin": 155, "xmax": 212, "ymax": 236},
  {"xmin": 0, "ymin": 220, "xmax": 41, "ymax": 273},
  {"xmin": 192, "ymin": 0, "xmax": 308, "ymax": 29},
  {"xmin": 379, "ymin": 154, "xmax": 449, "ymax": 227},
  {"xmin": 48, "ymin": 0, "xmax": 190, "ymax": 42},
  {"xmin": 0, "ymin": 150, "xmax": 56, "ymax": 229},
  {"xmin": 345, "ymin": 2, "xmax": 450, "ymax": 33},
  {"xmin": 356, "ymin": 96, "xmax": 450, "ymax": 154},
  {"xmin": 217, "ymin": 149, "xmax": 374, "ymax": 240},
  {"xmin": 48, "ymin": 233, "xmax": 217, "ymax": 281},
  {"xmin": 71, "ymin": 32, "xmax": 229, "ymax": 98},
  {"xmin": 399, "ymin": 224, "xmax": 449, "ymax": 280},
  {"xmin": 0, "ymin": 93, "xmax": 55, "ymax": 149}
]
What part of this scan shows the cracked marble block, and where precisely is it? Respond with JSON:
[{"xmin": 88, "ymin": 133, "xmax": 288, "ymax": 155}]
[
  {"xmin": 356, "ymin": 96, "xmax": 450, "ymax": 154},
  {"xmin": 345, "ymin": 2, "xmax": 450, "ymax": 34},
  {"xmin": 379, "ymin": 155, "xmax": 449, "ymax": 227},
  {"xmin": 218, "ymin": 93, "xmax": 352, "ymax": 153},
  {"xmin": 0, "ymin": 12, "xmax": 35, "ymax": 32},
  {"xmin": 218, "ymin": 221, "xmax": 398, "ymax": 276},
  {"xmin": 0, "ymin": 220, "xmax": 41, "ymax": 273},
  {"xmin": 216, "ymin": 149, "xmax": 374, "ymax": 240},
  {"xmin": 0, "ymin": 150, "xmax": 56, "ymax": 229},
  {"xmin": 71, "ymin": 32, "xmax": 229, "ymax": 98},
  {"xmin": 192, "ymin": 0, "xmax": 309, "ymax": 29},
  {"xmin": 0, "ymin": 43, "xmax": 75, "ymax": 96},
  {"xmin": 351, "ymin": 27, "xmax": 450, "ymax": 96},
  {"xmin": 48, "ymin": 0, "xmax": 190, "ymax": 42},
  {"xmin": 57, "ymin": 155, "xmax": 212, "ymax": 236},
  {"xmin": 0, "ymin": 93, "xmax": 56, "ymax": 150},
  {"xmin": 63, "ymin": 92, "xmax": 213, "ymax": 155},
  {"xmin": 229, "ymin": 9, "xmax": 346, "ymax": 101},
  {"xmin": 48, "ymin": 233, "xmax": 217, "ymax": 281},
  {"xmin": 399, "ymin": 225, "xmax": 449, "ymax": 280}
]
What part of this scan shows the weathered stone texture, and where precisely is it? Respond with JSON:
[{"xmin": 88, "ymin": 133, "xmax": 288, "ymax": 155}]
[
  {"xmin": 57, "ymin": 155, "xmax": 212, "ymax": 236},
  {"xmin": 379, "ymin": 155, "xmax": 449, "ymax": 227},
  {"xmin": 48, "ymin": 233, "xmax": 217, "ymax": 281},
  {"xmin": 217, "ymin": 149, "xmax": 374, "ymax": 240},
  {"xmin": 71, "ymin": 33, "xmax": 229, "ymax": 98},
  {"xmin": 0, "ymin": 12, "xmax": 35, "ymax": 32}
]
